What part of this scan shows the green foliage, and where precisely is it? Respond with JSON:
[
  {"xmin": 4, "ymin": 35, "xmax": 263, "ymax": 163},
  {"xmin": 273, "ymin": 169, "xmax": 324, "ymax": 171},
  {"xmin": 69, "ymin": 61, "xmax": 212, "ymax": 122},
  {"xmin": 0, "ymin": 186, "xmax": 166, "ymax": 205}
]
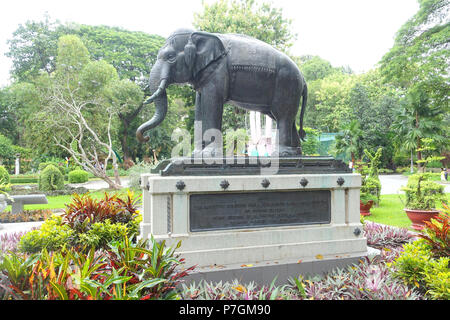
[
  {"xmin": 363, "ymin": 147, "xmax": 383, "ymax": 179},
  {"xmin": 0, "ymin": 134, "xmax": 14, "ymax": 161},
  {"xmin": 38, "ymin": 162, "xmax": 66, "ymax": 176},
  {"xmin": 392, "ymin": 239, "xmax": 450, "ymax": 300},
  {"xmin": 38, "ymin": 164, "xmax": 64, "ymax": 191},
  {"xmin": 356, "ymin": 149, "xmax": 383, "ymax": 205},
  {"xmin": 299, "ymin": 55, "xmax": 340, "ymax": 82},
  {"xmin": 418, "ymin": 205, "xmax": 450, "ymax": 258},
  {"xmin": 392, "ymin": 239, "xmax": 433, "ymax": 287},
  {"xmin": 77, "ymin": 220, "xmax": 129, "ymax": 248},
  {"xmin": 381, "ymin": 0, "xmax": 449, "ymax": 168},
  {"xmin": 19, "ymin": 192, "xmax": 142, "ymax": 253},
  {"xmin": 311, "ymin": 72, "xmax": 358, "ymax": 132},
  {"xmin": 301, "ymin": 127, "xmax": 321, "ymax": 155},
  {"xmin": 331, "ymin": 119, "xmax": 363, "ymax": 162},
  {"xmin": 68, "ymin": 169, "xmax": 89, "ymax": 183},
  {"xmin": 402, "ymin": 174, "xmax": 446, "ymax": 210},
  {"xmin": 19, "ymin": 215, "xmax": 75, "ymax": 253},
  {"xmin": 416, "ymin": 137, "xmax": 446, "ymax": 171},
  {"xmin": 193, "ymin": 0, "xmax": 296, "ymax": 52},
  {"xmin": 2, "ymin": 235, "xmax": 192, "ymax": 300},
  {"xmin": 0, "ymin": 165, "xmax": 10, "ymax": 185}
]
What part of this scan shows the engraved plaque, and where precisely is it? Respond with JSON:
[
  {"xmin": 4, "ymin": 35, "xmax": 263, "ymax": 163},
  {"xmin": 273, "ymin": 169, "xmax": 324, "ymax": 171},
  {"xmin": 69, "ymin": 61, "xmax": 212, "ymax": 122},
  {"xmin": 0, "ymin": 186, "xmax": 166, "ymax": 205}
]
[{"xmin": 189, "ymin": 190, "xmax": 331, "ymax": 232}]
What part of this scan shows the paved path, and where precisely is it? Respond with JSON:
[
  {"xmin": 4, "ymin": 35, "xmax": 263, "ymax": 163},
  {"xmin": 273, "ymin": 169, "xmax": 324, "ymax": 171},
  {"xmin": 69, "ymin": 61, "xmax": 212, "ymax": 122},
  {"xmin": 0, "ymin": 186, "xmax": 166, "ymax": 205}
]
[
  {"xmin": 68, "ymin": 177, "xmax": 130, "ymax": 190},
  {"xmin": 379, "ymin": 174, "xmax": 450, "ymax": 195}
]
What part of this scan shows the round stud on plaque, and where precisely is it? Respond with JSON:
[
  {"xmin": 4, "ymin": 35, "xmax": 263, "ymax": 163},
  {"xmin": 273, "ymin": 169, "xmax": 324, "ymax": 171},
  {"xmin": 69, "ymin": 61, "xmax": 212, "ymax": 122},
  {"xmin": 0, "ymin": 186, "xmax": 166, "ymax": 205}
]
[
  {"xmin": 337, "ymin": 177, "xmax": 345, "ymax": 186},
  {"xmin": 146, "ymin": 181, "xmax": 150, "ymax": 191},
  {"xmin": 220, "ymin": 180, "xmax": 230, "ymax": 190},
  {"xmin": 176, "ymin": 180, "xmax": 186, "ymax": 191},
  {"xmin": 300, "ymin": 177, "xmax": 308, "ymax": 188},
  {"xmin": 261, "ymin": 179, "xmax": 270, "ymax": 188},
  {"xmin": 353, "ymin": 227, "xmax": 361, "ymax": 236}
]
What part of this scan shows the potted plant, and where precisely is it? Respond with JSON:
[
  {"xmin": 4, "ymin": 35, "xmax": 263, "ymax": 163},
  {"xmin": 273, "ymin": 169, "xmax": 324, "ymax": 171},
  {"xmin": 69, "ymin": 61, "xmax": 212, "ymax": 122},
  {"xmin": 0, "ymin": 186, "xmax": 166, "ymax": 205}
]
[
  {"xmin": 401, "ymin": 174, "xmax": 446, "ymax": 230},
  {"xmin": 360, "ymin": 192, "xmax": 377, "ymax": 216},
  {"xmin": 356, "ymin": 149, "xmax": 382, "ymax": 216}
]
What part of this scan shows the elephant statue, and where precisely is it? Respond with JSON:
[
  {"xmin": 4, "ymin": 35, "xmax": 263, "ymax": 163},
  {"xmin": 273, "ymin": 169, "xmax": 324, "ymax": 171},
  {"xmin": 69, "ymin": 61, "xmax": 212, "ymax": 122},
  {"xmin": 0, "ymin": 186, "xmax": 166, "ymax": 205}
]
[{"xmin": 136, "ymin": 28, "xmax": 308, "ymax": 157}]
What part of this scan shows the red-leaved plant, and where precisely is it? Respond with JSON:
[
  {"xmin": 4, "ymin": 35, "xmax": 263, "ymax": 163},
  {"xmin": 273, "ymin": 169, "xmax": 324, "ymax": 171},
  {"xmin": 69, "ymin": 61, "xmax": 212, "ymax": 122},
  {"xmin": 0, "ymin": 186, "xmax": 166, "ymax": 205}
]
[
  {"xmin": 63, "ymin": 191, "xmax": 140, "ymax": 233},
  {"xmin": 418, "ymin": 202, "xmax": 449, "ymax": 258},
  {"xmin": 0, "ymin": 235, "xmax": 194, "ymax": 300}
]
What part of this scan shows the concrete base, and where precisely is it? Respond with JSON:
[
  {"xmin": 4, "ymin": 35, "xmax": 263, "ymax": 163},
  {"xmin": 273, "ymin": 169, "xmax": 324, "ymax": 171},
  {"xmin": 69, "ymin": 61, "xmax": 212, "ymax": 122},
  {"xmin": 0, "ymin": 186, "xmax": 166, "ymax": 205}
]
[
  {"xmin": 183, "ymin": 247, "xmax": 380, "ymax": 286},
  {"xmin": 139, "ymin": 172, "xmax": 367, "ymax": 282}
]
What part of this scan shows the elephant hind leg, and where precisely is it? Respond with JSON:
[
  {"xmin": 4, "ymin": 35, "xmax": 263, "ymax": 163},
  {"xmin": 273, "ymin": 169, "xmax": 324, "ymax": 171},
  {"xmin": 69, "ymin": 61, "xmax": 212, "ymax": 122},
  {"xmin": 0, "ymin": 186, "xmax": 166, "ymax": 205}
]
[{"xmin": 291, "ymin": 122, "xmax": 300, "ymax": 148}]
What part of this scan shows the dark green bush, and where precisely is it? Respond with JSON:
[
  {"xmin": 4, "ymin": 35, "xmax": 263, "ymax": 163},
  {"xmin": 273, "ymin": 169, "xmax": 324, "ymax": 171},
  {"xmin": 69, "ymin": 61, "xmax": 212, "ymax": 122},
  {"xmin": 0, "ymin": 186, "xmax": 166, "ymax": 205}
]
[
  {"xmin": 38, "ymin": 164, "xmax": 64, "ymax": 191},
  {"xmin": 68, "ymin": 169, "xmax": 89, "ymax": 183},
  {"xmin": 38, "ymin": 162, "xmax": 65, "ymax": 176},
  {"xmin": 9, "ymin": 175, "xmax": 38, "ymax": 184},
  {"xmin": 0, "ymin": 165, "xmax": 10, "ymax": 185}
]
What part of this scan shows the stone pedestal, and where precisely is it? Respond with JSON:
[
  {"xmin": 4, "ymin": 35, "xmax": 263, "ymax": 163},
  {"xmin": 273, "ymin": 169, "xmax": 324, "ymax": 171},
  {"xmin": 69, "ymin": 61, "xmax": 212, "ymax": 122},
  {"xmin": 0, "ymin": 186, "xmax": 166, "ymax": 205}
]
[{"xmin": 139, "ymin": 172, "xmax": 368, "ymax": 284}]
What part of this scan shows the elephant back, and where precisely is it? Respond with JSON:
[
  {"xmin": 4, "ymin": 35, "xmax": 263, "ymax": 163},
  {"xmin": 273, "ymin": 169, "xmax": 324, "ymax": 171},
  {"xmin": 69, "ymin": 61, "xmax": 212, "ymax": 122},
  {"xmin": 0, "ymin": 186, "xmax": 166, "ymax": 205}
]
[{"xmin": 218, "ymin": 34, "xmax": 278, "ymax": 72}]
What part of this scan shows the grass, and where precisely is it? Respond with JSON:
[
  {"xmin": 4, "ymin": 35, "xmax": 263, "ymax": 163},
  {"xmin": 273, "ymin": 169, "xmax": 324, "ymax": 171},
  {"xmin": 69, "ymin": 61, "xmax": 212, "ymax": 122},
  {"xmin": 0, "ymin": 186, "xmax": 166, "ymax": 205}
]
[
  {"xmin": 365, "ymin": 193, "xmax": 450, "ymax": 230},
  {"xmin": 4, "ymin": 188, "xmax": 141, "ymax": 212}
]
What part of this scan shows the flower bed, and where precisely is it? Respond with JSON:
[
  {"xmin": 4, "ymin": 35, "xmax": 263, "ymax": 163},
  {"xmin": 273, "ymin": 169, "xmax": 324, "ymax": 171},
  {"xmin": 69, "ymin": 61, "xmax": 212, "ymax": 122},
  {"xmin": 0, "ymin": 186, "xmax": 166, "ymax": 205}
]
[{"xmin": 1, "ymin": 203, "xmax": 448, "ymax": 300}]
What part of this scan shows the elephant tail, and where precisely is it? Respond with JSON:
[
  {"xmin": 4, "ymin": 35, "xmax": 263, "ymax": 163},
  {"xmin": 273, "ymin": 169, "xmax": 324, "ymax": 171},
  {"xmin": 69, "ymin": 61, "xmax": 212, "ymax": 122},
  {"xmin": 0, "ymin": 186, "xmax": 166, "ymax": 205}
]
[{"xmin": 299, "ymin": 83, "xmax": 308, "ymax": 141}]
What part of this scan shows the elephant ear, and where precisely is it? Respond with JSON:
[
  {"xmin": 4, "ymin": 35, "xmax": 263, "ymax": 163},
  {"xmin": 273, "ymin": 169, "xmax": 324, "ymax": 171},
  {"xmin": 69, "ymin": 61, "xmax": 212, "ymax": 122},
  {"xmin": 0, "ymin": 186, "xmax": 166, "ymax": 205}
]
[{"xmin": 185, "ymin": 32, "xmax": 226, "ymax": 79}]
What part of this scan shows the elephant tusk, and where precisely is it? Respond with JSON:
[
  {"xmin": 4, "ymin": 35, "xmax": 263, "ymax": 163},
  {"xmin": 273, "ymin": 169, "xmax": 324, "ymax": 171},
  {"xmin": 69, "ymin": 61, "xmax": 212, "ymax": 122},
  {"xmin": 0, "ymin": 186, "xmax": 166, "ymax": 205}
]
[{"xmin": 143, "ymin": 79, "xmax": 168, "ymax": 105}]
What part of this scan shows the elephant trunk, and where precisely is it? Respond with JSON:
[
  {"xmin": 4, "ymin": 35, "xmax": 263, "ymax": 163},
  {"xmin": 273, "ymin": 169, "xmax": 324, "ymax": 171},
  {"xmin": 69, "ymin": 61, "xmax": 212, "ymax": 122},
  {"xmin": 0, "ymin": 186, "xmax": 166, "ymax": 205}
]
[{"xmin": 136, "ymin": 62, "xmax": 170, "ymax": 143}]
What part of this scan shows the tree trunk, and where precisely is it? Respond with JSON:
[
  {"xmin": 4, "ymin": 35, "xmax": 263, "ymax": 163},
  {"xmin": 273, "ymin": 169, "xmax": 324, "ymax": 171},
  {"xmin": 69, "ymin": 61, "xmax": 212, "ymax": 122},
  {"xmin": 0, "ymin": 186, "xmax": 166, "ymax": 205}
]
[{"xmin": 415, "ymin": 111, "xmax": 423, "ymax": 173}]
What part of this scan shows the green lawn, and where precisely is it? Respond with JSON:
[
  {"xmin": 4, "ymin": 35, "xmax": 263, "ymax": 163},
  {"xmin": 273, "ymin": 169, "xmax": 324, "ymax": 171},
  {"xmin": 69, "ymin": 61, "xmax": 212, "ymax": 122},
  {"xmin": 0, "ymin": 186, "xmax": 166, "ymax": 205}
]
[
  {"xmin": 5, "ymin": 188, "xmax": 141, "ymax": 212},
  {"xmin": 365, "ymin": 193, "xmax": 449, "ymax": 230}
]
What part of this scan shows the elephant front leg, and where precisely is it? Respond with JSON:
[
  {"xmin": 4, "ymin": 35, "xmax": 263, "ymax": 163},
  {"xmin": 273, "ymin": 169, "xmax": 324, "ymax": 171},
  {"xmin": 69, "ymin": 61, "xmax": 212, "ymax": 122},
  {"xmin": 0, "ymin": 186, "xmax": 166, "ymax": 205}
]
[{"xmin": 192, "ymin": 88, "xmax": 225, "ymax": 159}]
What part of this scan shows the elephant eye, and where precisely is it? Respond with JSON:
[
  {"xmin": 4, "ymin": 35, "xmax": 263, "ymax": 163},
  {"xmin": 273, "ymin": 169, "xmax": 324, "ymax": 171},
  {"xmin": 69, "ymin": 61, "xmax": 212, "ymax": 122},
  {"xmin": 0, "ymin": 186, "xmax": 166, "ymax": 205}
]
[{"xmin": 166, "ymin": 53, "xmax": 177, "ymax": 62}]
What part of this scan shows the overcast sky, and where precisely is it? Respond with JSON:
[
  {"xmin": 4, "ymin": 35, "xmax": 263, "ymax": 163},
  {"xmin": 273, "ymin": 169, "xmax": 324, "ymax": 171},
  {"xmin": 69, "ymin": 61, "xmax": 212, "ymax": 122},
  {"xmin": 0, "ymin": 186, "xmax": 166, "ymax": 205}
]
[{"xmin": 0, "ymin": 0, "xmax": 419, "ymax": 87}]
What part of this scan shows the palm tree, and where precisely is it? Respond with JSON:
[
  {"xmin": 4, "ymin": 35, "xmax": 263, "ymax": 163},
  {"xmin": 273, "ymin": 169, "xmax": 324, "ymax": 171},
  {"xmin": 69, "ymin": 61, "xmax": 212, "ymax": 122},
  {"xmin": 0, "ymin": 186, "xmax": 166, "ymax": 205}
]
[
  {"xmin": 392, "ymin": 85, "xmax": 447, "ymax": 172},
  {"xmin": 332, "ymin": 119, "xmax": 363, "ymax": 166}
]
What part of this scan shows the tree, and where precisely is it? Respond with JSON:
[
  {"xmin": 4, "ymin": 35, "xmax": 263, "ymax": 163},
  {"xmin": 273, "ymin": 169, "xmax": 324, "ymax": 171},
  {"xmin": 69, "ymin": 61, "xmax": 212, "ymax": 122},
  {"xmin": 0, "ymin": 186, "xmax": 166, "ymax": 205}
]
[
  {"xmin": 312, "ymin": 72, "xmax": 357, "ymax": 132},
  {"xmin": 6, "ymin": 14, "xmax": 63, "ymax": 82},
  {"xmin": 6, "ymin": 18, "xmax": 166, "ymax": 161},
  {"xmin": 391, "ymin": 84, "xmax": 447, "ymax": 172},
  {"xmin": 380, "ymin": 0, "xmax": 449, "ymax": 169},
  {"xmin": 299, "ymin": 55, "xmax": 337, "ymax": 83},
  {"xmin": 332, "ymin": 119, "xmax": 363, "ymax": 165},
  {"xmin": 36, "ymin": 35, "xmax": 130, "ymax": 189},
  {"xmin": 194, "ymin": 0, "xmax": 296, "ymax": 52}
]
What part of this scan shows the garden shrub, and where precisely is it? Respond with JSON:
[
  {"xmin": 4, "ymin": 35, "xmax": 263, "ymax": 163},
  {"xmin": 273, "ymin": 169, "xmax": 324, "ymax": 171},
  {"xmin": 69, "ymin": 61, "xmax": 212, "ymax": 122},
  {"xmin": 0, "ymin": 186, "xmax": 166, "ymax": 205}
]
[
  {"xmin": 18, "ymin": 191, "xmax": 142, "ymax": 253},
  {"xmin": 19, "ymin": 215, "xmax": 75, "ymax": 253},
  {"xmin": 38, "ymin": 164, "xmax": 65, "ymax": 191},
  {"xmin": 392, "ymin": 239, "xmax": 450, "ymax": 300},
  {"xmin": 1, "ymin": 236, "xmax": 193, "ymax": 300},
  {"xmin": 418, "ymin": 208, "xmax": 449, "ymax": 257},
  {"xmin": 0, "ymin": 165, "xmax": 10, "ymax": 185},
  {"xmin": 77, "ymin": 219, "xmax": 129, "ymax": 248},
  {"xmin": 9, "ymin": 175, "xmax": 39, "ymax": 184},
  {"xmin": 402, "ymin": 174, "xmax": 445, "ymax": 210},
  {"xmin": 68, "ymin": 169, "xmax": 89, "ymax": 183},
  {"xmin": 38, "ymin": 162, "xmax": 66, "ymax": 176}
]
